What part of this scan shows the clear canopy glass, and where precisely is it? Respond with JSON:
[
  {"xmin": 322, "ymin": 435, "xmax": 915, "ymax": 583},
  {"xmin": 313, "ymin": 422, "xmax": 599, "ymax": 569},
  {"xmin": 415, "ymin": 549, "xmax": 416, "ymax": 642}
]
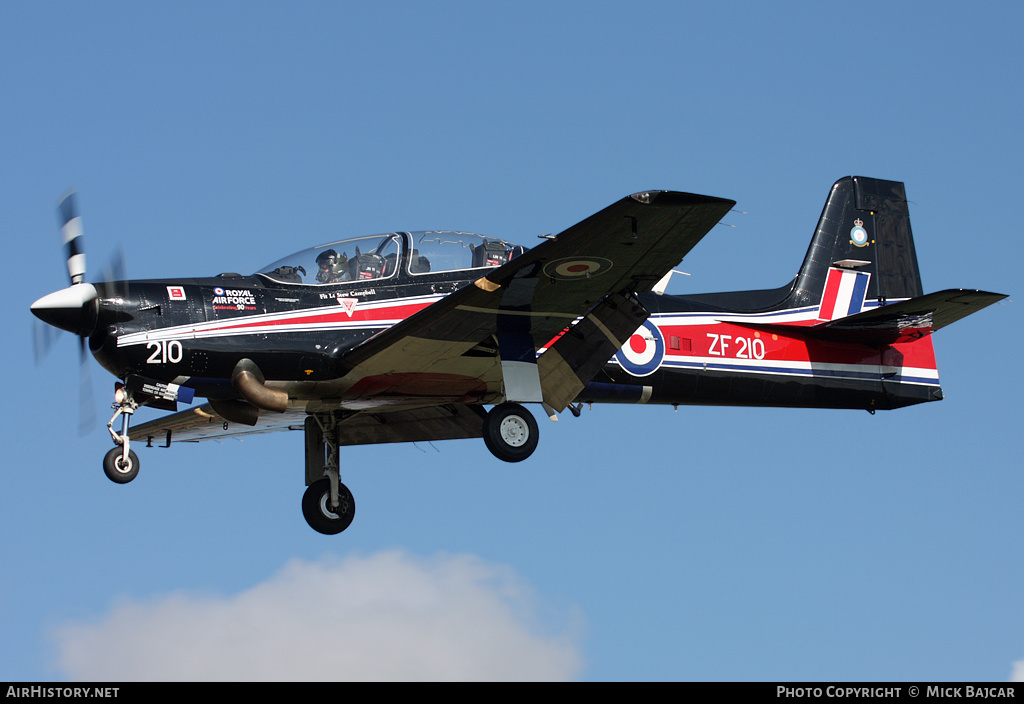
[{"xmin": 256, "ymin": 232, "xmax": 527, "ymax": 285}]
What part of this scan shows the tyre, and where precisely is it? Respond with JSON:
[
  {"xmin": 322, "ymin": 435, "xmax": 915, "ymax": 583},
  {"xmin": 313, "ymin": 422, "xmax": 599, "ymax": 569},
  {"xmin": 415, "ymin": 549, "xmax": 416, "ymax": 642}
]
[
  {"xmin": 103, "ymin": 446, "xmax": 140, "ymax": 484},
  {"xmin": 482, "ymin": 403, "xmax": 539, "ymax": 462},
  {"xmin": 301, "ymin": 478, "xmax": 355, "ymax": 535}
]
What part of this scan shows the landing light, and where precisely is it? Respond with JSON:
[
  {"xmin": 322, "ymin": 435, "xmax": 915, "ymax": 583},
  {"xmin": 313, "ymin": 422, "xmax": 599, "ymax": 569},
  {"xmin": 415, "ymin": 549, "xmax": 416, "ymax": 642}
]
[{"xmin": 113, "ymin": 382, "xmax": 127, "ymax": 405}]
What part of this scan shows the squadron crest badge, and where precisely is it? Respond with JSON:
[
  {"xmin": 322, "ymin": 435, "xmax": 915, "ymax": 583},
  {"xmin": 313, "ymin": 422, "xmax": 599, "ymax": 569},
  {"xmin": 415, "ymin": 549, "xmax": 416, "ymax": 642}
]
[{"xmin": 850, "ymin": 218, "xmax": 869, "ymax": 247}]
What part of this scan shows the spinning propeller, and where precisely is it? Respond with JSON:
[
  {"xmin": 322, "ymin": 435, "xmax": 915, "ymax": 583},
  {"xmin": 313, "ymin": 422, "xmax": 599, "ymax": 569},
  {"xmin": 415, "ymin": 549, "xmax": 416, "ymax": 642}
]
[{"xmin": 31, "ymin": 191, "xmax": 126, "ymax": 435}]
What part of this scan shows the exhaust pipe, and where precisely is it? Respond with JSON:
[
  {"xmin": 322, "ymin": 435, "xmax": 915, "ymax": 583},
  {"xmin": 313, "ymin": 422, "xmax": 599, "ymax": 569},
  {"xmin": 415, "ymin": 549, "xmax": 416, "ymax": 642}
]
[{"xmin": 231, "ymin": 358, "xmax": 288, "ymax": 413}]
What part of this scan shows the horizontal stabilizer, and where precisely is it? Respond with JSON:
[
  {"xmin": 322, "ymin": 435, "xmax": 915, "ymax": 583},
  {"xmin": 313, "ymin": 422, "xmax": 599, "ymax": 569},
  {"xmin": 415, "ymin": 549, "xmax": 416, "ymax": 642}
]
[
  {"xmin": 807, "ymin": 289, "xmax": 1006, "ymax": 344},
  {"xmin": 737, "ymin": 290, "xmax": 1007, "ymax": 345}
]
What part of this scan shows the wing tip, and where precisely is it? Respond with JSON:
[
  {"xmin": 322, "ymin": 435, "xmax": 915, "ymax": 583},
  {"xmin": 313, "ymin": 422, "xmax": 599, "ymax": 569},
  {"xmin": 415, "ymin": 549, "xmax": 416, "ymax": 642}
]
[{"xmin": 630, "ymin": 190, "xmax": 735, "ymax": 208}]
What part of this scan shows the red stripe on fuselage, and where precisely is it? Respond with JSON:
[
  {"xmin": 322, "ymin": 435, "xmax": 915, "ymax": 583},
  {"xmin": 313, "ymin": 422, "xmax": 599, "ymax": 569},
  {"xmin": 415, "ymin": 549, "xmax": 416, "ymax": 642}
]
[
  {"xmin": 654, "ymin": 320, "xmax": 938, "ymax": 370},
  {"xmin": 206, "ymin": 301, "xmax": 433, "ymax": 334}
]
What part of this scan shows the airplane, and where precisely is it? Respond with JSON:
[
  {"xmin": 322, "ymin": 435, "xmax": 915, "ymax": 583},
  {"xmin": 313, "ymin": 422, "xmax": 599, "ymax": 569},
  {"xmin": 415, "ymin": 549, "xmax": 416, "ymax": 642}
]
[{"xmin": 31, "ymin": 176, "xmax": 1006, "ymax": 535}]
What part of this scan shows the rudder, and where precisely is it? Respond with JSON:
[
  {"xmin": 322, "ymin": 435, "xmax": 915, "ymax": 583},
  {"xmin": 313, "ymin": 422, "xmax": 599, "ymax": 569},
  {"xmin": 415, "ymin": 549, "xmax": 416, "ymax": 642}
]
[{"xmin": 790, "ymin": 176, "xmax": 924, "ymax": 310}]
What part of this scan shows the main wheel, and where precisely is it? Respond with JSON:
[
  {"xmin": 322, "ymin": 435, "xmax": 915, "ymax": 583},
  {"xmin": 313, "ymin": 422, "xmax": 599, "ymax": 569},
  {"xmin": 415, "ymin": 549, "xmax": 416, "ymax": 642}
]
[
  {"xmin": 483, "ymin": 402, "xmax": 539, "ymax": 462},
  {"xmin": 103, "ymin": 446, "xmax": 140, "ymax": 484},
  {"xmin": 301, "ymin": 478, "xmax": 355, "ymax": 535}
]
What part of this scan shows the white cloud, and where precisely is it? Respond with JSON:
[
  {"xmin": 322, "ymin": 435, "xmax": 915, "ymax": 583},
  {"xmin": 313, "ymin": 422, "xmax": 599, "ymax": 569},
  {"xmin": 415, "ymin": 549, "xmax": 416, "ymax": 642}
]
[
  {"xmin": 52, "ymin": 551, "xmax": 583, "ymax": 681},
  {"xmin": 1011, "ymin": 658, "xmax": 1024, "ymax": 682}
]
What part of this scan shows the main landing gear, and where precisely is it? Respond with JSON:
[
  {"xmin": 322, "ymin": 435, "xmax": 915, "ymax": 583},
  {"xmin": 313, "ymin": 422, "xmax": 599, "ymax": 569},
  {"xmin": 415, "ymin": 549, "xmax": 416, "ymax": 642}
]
[
  {"xmin": 483, "ymin": 402, "xmax": 539, "ymax": 463},
  {"xmin": 302, "ymin": 414, "xmax": 355, "ymax": 535},
  {"xmin": 297, "ymin": 403, "xmax": 539, "ymax": 535},
  {"xmin": 302, "ymin": 479, "xmax": 355, "ymax": 535},
  {"xmin": 98, "ymin": 392, "xmax": 541, "ymax": 533},
  {"xmin": 104, "ymin": 382, "xmax": 140, "ymax": 484}
]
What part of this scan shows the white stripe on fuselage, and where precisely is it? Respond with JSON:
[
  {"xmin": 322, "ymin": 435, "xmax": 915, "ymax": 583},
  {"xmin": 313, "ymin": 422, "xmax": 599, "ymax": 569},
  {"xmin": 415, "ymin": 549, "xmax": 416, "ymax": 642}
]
[
  {"xmin": 116, "ymin": 294, "xmax": 443, "ymax": 347},
  {"xmin": 651, "ymin": 353, "xmax": 939, "ymax": 384}
]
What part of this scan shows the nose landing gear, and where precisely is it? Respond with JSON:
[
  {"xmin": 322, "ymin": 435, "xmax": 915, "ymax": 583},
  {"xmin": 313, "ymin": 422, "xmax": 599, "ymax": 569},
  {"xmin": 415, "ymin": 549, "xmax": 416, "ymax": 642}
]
[{"xmin": 104, "ymin": 382, "xmax": 140, "ymax": 484}]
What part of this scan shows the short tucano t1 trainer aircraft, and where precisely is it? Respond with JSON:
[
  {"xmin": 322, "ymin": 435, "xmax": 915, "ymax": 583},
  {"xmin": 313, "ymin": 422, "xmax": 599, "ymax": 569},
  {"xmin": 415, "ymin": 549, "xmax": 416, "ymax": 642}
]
[{"xmin": 31, "ymin": 177, "xmax": 1007, "ymax": 534}]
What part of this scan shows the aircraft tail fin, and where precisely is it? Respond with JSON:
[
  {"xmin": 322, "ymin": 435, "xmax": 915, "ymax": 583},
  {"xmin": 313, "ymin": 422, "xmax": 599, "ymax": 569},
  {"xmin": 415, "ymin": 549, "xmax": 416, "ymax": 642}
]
[{"xmin": 788, "ymin": 176, "xmax": 924, "ymax": 311}]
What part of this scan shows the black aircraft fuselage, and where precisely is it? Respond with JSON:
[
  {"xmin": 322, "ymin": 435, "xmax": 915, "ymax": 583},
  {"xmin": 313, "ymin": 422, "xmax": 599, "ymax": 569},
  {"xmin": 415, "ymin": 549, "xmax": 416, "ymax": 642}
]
[{"xmin": 31, "ymin": 179, "xmax": 1006, "ymax": 534}]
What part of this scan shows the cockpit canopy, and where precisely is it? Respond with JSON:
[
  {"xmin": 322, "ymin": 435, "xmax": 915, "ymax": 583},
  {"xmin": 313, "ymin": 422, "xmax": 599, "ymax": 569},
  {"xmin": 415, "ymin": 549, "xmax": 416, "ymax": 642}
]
[{"xmin": 256, "ymin": 231, "xmax": 527, "ymax": 285}]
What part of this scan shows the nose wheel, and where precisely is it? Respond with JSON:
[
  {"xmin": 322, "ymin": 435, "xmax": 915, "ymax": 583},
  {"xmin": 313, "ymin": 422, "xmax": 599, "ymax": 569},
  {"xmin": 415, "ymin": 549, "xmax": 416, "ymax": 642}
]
[{"xmin": 103, "ymin": 446, "xmax": 139, "ymax": 483}]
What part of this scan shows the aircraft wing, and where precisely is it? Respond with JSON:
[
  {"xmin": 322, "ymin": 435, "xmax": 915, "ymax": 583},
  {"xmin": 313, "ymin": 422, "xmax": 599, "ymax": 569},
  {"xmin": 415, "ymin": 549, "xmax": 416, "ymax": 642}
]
[
  {"xmin": 129, "ymin": 401, "xmax": 487, "ymax": 446},
  {"xmin": 129, "ymin": 190, "xmax": 734, "ymax": 446},
  {"xmin": 335, "ymin": 190, "xmax": 735, "ymax": 411}
]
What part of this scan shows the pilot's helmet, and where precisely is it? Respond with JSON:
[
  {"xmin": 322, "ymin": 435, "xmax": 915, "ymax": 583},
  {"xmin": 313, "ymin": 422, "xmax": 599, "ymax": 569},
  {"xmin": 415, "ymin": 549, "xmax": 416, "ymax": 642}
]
[{"xmin": 315, "ymin": 249, "xmax": 345, "ymax": 283}]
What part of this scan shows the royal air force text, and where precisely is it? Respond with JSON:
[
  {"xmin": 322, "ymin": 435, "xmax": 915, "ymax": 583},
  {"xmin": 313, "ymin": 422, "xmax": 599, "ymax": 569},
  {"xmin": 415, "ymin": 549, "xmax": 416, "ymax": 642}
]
[{"xmin": 212, "ymin": 289, "xmax": 256, "ymax": 311}]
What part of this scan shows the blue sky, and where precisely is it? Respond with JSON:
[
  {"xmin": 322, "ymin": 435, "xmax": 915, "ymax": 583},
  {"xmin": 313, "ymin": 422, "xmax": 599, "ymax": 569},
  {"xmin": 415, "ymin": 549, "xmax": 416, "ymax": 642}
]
[{"xmin": 2, "ymin": 1, "xmax": 1021, "ymax": 681}]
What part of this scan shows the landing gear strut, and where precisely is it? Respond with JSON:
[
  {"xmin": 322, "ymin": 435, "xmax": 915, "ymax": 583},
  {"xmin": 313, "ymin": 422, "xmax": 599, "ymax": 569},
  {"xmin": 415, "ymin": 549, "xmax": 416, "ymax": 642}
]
[
  {"xmin": 483, "ymin": 402, "xmax": 539, "ymax": 462},
  {"xmin": 104, "ymin": 382, "xmax": 140, "ymax": 484},
  {"xmin": 302, "ymin": 413, "xmax": 356, "ymax": 534}
]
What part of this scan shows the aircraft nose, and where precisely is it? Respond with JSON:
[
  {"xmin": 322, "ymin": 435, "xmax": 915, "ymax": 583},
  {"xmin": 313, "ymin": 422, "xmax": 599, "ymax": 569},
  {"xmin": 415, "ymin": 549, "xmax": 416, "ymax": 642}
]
[{"xmin": 30, "ymin": 283, "xmax": 99, "ymax": 335}]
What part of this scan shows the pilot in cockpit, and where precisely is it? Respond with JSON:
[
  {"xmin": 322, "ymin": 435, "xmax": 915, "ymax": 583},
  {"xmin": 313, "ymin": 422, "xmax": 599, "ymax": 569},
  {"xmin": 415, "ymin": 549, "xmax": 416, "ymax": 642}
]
[{"xmin": 315, "ymin": 249, "xmax": 349, "ymax": 284}]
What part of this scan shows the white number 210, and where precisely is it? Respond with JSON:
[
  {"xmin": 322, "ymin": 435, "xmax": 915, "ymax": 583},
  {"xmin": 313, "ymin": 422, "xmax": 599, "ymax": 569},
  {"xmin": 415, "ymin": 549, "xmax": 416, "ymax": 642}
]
[{"xmin": 146, "ymin": 339, "xmax": 183, "ymax": 364}]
